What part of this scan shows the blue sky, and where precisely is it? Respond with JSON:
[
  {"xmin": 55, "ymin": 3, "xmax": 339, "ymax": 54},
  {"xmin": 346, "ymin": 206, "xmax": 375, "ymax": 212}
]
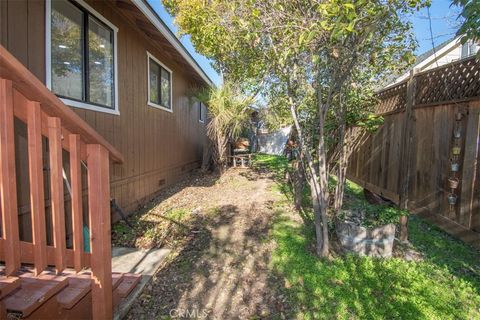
[
  {"xmin": 146, "ymin": 0, "xmax": 222, "ymax": 86},
  {"xmin": 409, "ymin": 0, "xmax": 462, "ymax": 54},
  {"xmin": 148, "ymin": 0, "xmax": 462, "ymax": 87}
]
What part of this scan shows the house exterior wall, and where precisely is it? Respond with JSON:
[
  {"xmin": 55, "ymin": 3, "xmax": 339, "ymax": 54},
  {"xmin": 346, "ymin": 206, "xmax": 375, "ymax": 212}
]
[
  {"xmin": 1, "ymin": 0, "xmax": 207, "ymax": 241},
  {"xmin": 421, "ymin": 44, "xmax": 463, "ymax": 71}
]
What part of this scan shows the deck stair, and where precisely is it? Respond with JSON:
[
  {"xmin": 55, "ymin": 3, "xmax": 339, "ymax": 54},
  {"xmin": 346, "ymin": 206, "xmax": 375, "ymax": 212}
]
[
  {"xmin": 0, "ymin": 267, "xmax": 141, "ymax": 319},
  {"xmin": 0, "ymin": 44, "xmax": 127, "ymax": 319}
]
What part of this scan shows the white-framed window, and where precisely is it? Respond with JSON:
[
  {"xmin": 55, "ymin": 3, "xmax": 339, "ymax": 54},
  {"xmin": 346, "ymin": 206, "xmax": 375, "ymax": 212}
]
[
  {"xmin": 147, "ymin": 51, "xmax": 172, "ymax": 112},
  {"xmin": 461, "ymin": 41, "xmax": 479, "ymax": 59},
  {"xmin": 46, "ymin": 0, "xmax": 119, "ymax": 115},
  {"xmin": 199, "ymin": 102, "xmax": 206, "ymax": 123}
]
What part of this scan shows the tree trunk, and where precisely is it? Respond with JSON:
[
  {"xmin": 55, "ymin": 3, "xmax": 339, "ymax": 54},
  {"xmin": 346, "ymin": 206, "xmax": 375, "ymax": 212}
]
[
  {"xmin": 333, "ymin": 123, "xmax": 348, "ymax": 214},
  {"xmin": 201, "ymin": 136, "xmax": 213, "ymax": 172},
  {"xmin": 399, "ymin": 216, "xmax": 408, "ymax": 242},
  {"xmin": 292, "ymin": 160, "xmax": 305, "ymax": 211},
  {"xmin": 213, "ymin": 133, "xmax": 229, "ymax": 174},
  {"xmin": 290, "ymin": 103, "xmax": 329, "ymax": 257},
  {"xmin": 316, "ymin": 109, "xmax": 330, "ymax": 257},
  {"xmin": 310, "ymin": 176, "xmax": 324, "ymax": 255}
]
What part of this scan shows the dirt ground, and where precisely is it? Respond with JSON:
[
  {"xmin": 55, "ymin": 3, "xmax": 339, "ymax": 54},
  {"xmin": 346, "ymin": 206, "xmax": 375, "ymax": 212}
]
[{"xmin": 124, "ymin": 168, "xmax": 291, "ymax": 319}]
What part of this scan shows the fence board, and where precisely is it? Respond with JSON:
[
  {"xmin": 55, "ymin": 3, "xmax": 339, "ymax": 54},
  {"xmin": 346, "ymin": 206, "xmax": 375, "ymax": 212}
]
[{"xmin": 460, "ymin": 104, "xmax": 480, "ymax": 228}]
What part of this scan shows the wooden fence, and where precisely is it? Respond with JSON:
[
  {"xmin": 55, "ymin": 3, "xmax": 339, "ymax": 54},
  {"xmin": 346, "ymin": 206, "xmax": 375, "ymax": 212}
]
[{"xmin": 347, "ymin": 56, "xmax": 480, "ymax": 249}]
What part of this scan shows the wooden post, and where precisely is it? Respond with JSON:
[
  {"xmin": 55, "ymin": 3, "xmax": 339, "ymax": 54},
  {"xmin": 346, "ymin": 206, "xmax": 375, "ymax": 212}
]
[
  {"xmin": 27, "ymin": 101, "xmax": 47, "ymax": 275},
  {"xmin": 69, "ymin": 134, "xmax": 84, "ymax": 272},
  {"xmin": 399, "ymin": 69, "xmax": 417, "ymax": 242},
  {"xmin": 460, "ymin": 104, "xmax": 480, "ymax": 228},
  {"xmin": 0, "ymin": 79, "xmax": 21, "ymax": 275},
  {"xmin": 48, "ymin": 117, "xmax": 66, "ymax": 273},
  {"xmin": 473, "ymin": 142, "xmax": 480, "ymax": 232},
  {"xmin": 87, "ymin": 144, "xmax": 112, "ymax": 320}
]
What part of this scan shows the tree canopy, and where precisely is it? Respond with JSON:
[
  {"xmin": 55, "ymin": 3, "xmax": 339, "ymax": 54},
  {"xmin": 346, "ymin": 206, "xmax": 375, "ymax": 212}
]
[
  {"xmin": 453, "ymin": 0, "xmax": 480, "ymax": 43},
  {"xmin": 165, "ymin": 0, "xmax": 427, "ymax": 256}
]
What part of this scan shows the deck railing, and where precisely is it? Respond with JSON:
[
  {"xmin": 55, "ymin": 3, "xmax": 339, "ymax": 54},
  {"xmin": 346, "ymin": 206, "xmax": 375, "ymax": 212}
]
[{"xmin": 0, "ymin": 45, "xmax": 123, "ymax": 319}]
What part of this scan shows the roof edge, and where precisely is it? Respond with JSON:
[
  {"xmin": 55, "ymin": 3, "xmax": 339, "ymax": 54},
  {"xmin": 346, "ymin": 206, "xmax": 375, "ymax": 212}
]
[
  {"xmin": 132, "ymin": 0, "xmax": 214, "ymax": 87},
  {"xmin": 387, "ymin": 37, "xmax": 461, "ymax": 87}
]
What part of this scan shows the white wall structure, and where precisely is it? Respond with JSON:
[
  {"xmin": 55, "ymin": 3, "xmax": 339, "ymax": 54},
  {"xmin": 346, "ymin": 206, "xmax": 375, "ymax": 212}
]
[
  {"xmin": 387, "ymin": 37, "xmax": 479, "ymax": 87},
  {"xmin": 257, "ymin": 126, "xmax": 292, "ymax": 155}
]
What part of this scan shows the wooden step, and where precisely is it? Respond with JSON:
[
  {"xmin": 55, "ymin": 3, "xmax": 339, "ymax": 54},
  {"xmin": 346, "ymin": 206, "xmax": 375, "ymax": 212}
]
[
  {"xmin": 56, "ymin": 274, "xmax": 91, "ymax": 310},
  {"xmin": 112, "ymin": 272, "xmax": 124, "ymax": 290},
  {"xmin": 113, "ymin": 273, "xmax": 141, "ymax": 308},
  {"xmin": 0, "ymin": 301, "xmax": 6, "ymax": 319},
  {"xmin": 114, "ymin": 274, "xmax": 141, "ymax": 299},
  {"xmin": 0, "ymin": 276, "xmax": 20, "ymax": 299},
  {"xmin": 3, "ymin": 272, "xmax": 68, "ymax": 317},
  {"xmin": 0, "ymin": 267, "xmax": 142, "ymax": 318}
]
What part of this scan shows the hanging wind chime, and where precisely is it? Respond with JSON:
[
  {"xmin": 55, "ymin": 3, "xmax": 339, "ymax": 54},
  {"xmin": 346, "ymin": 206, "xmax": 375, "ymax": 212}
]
[{"xmin": 447, "ymin": 112, "xmax": 463, "ymax": 208}]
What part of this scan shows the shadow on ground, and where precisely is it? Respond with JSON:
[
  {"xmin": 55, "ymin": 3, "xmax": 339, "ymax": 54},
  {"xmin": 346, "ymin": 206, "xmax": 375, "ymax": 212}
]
[
  {"xmin": 125, "ymin": 170, "xmax": 291, "ymax": 319},
  {"xmin": 120, "ymin": 155, "xmax": 480, "ymax": 319}
]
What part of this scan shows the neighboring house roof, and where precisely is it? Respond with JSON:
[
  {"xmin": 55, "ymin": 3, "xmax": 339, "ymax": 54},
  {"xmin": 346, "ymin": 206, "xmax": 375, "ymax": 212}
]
[
  {"xmin": 131, "ymin": 0, "xmax": 214, "ymax": 87},
  {"xmin": 382, "ymin": 37, "xmax": 462, "ymax": 89},
  {"xmin": 411, "ymin": 37, "xmax": 455, "ymax": 69}
]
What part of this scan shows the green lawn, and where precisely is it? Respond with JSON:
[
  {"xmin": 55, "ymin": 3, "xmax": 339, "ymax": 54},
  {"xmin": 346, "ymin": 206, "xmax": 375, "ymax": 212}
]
[{"xmin": 253, "ymin": 154, "xmax": 480, "ymax": 320}]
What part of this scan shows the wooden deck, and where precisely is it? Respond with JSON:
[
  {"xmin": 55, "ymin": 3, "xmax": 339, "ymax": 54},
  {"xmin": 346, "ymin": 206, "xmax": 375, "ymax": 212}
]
[
  {"xmin": 0, "ymin": 45, "xmax": 129, "ymax": 318},
  {"xmin": 0, "ymin": 266, "xmax": 140, "ymax": 319}
]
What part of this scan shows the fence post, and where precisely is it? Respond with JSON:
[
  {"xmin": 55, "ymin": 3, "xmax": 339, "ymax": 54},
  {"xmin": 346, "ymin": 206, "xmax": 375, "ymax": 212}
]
[
  {"xmin": 460, "ymin": 103, "xmax": 480, "ymax": 229},
  {"xmin": 399, "ymin": 69, "xmax": 417, "ymax": 242}
]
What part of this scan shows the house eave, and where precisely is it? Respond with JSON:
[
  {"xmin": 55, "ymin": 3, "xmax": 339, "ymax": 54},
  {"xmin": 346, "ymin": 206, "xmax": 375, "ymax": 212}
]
[{"xmin": 132, "ymin": 0, "xmax": 214, "ymax": 87}]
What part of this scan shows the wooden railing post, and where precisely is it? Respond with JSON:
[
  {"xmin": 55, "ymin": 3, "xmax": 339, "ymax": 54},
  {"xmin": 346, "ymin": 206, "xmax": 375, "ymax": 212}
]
[
  {"xmin": 0, "ymin": 79, "xmax": 21, "ymax": 275},
  {"xmin": 27, "ymin": 100, "xmax": 47, "ymax": 275},
  {"xmin": 87, "ymin": 144, "xmax": 112, "ymax": 320},
  {"xmin": 48, "ymin": 117, "xmax": 66, "ymax": 273},
  {"xmin": 70, "ymin": 134, "xmax": 84, "ymax": 272},
  {"xmin": 399, "ymin": 69, "xmax": 417, "ymax": 242}
]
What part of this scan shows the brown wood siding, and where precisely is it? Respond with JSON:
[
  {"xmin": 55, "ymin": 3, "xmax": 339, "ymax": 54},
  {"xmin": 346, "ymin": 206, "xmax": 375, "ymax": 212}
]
[{"xmin": 2, "ymin": 0, "xmax": 207, "ymax": 242}]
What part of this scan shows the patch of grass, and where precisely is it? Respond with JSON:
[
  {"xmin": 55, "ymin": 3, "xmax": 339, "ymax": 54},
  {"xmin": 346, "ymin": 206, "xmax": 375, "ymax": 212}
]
[
  {"xmin": 112, "ymin": 222, "xmax": 136, "ymax": 245},
  {"xmin": 271, "ymin": 207, "xmax": 480, "ymax": 320},
  {"xmin": 165, "ymin": 208, "xmax": 189, "ymax": 221},
  {"xmin": 255, "ymin": 154, "xmax": 480, "ymax": 319},
  {"xmin": 344, "ymin": 179, "xmax": 365, "ymax": 199},
  {"xmin": 253, "ymin": 153, "xmax": 289, "ymax": 173}
]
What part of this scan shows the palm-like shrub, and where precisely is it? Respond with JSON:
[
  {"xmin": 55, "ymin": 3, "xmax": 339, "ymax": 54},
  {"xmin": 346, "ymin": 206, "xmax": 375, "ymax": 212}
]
[{"xmin": 195, "ymin": 83, "xmax": 252, "ymax": 172}]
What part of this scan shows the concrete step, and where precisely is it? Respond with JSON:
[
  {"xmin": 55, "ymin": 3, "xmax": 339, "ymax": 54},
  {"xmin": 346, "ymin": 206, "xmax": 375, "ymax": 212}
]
[{"xmin": 112, "ymin": 247, "xmax": 170, "ymax": 320}]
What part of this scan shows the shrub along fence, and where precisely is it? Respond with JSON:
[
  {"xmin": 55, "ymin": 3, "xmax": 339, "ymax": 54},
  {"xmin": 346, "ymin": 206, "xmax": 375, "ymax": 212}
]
[{"xmin": 347, "ymin": 56, "xmax": 480, "ymax": 249}]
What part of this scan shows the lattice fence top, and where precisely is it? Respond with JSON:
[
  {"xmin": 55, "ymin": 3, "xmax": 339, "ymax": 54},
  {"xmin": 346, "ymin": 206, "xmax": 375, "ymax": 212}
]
[
  {"xmin": 415, "ymin": 57, "xmax": 480, "ymax": 106},
  {"xmin": 375, "ymin": 56, "xmax": 480, "ymax": 113},
  {"xmin": 375, "ymin": 81, "xmax": 407, "ymax": 114}
]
